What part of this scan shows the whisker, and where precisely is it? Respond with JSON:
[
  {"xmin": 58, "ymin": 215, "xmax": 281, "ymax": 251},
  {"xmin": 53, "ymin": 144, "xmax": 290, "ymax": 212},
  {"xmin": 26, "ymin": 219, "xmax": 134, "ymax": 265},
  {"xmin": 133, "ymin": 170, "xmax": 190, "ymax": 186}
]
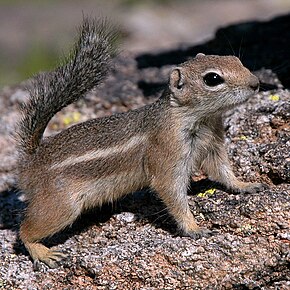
[
  {"xmin": 220, "ymin": 31, "xmax": 236, "ymax": 56},
  {"xmin": 238, "ymin": 36, "xmax": 244, "ymax": 60},
  {"xmin": 151, "ymin": 212, "xmax": 170, "ymax": 224},
  {"xmin": 149, "ymin": 207, "xmax": 168, "ymax": 217},
  {"xmin": 271, "ymin": 61, "xmax": 290, "ymax": 74}
]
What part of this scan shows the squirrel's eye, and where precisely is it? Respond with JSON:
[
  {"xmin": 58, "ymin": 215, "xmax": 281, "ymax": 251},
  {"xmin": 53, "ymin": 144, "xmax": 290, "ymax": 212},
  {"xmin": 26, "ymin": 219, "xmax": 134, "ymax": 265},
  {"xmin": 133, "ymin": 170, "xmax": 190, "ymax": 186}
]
[{"xmin": 203, "ymin": 73, "xmax": 224, "ymax": 87}]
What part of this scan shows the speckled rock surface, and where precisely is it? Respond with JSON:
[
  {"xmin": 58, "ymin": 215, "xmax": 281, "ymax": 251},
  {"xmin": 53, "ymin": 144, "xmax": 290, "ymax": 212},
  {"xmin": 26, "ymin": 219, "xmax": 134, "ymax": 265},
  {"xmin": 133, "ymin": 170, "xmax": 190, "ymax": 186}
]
[{"xmin": 0, "ymin": 17, "xmax": 289, "ymax": 290}]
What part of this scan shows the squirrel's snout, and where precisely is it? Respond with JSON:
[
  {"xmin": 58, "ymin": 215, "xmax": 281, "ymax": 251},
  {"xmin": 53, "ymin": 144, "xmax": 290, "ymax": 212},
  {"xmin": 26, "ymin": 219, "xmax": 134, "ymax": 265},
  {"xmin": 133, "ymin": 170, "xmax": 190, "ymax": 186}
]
[{"xmin": 249, "ymin": 76, "xmax": 260, "ymax": 92}]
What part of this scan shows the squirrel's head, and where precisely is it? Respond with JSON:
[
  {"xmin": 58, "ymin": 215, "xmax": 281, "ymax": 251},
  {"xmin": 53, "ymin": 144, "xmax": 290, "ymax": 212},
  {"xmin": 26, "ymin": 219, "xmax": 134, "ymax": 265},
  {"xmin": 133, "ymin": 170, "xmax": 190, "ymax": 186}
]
[{"xmin": 169, "ymin": 53, "xmax": 259, "ymax": 114}]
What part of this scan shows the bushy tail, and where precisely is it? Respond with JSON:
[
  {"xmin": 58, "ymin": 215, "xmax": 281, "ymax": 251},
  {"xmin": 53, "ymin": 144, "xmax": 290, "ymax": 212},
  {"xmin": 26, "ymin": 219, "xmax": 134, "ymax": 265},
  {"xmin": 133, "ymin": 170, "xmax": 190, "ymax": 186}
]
[{"xmin": 16, "ymin": 17, "xmax": 118, "ymax": 156}]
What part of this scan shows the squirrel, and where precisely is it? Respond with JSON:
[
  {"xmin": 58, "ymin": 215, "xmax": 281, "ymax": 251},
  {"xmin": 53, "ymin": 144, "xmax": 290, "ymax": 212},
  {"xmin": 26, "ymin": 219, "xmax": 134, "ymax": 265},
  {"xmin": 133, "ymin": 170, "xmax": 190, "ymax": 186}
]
[{"xmin": 16, "ymin": 17, "xmax": 264, "ymax": 269}]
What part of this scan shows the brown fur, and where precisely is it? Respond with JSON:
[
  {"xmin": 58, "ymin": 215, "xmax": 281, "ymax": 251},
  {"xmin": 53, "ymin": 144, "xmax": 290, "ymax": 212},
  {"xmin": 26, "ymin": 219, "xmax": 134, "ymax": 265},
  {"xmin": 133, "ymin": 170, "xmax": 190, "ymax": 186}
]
[{"xmin": 17, "ymin": 22, "xmax": 263, "ymax": 268}]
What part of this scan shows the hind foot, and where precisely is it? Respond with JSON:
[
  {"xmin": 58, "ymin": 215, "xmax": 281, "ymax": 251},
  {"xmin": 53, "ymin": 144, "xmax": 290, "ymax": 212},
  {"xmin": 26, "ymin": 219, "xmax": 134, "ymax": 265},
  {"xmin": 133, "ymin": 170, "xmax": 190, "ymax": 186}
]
[{"xmin": 25, "ymin": 242, "xmax": 67, "ymax": 269}]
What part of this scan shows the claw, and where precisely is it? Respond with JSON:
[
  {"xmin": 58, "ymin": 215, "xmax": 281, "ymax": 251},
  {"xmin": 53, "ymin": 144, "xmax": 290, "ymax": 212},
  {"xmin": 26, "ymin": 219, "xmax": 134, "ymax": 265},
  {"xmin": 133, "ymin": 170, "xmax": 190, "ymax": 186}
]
[
  {"xmin": 33, "ymin": 259, "xmax": 41, "ymax": 271},
  {"xmin": 42, "ymin": 249, "xmax": 67, "ymax": 267},
  {"xmin": 44, "ymin": 258, "xmax": 59, "ymax": 269},
  {"xmin": 49, "ymin": 249, "xmax": 67, "ymax": 260}
]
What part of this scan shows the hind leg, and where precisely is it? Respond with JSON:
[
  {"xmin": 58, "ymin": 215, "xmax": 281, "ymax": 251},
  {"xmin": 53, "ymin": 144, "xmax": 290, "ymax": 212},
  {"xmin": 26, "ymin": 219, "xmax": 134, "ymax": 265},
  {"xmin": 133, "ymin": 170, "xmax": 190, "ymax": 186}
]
[
  {"xmin": 20, "ymin": 195, "xmax": 80, "ymax": 268},
  {"xmin": 20, "ymin": 221, "xmax": 67, "ymax": 269}
]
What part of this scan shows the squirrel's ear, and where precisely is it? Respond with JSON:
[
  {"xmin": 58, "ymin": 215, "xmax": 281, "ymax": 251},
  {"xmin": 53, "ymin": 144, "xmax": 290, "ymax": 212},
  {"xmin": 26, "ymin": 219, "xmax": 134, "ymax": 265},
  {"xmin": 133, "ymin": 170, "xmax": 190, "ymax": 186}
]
[
  {"xmin": 196, "ymin": 53, "xmax": 205, "ymax": 58},
  {"xmin": 169, "ymin": 67, "xmax": 185, "ymax": 92}
]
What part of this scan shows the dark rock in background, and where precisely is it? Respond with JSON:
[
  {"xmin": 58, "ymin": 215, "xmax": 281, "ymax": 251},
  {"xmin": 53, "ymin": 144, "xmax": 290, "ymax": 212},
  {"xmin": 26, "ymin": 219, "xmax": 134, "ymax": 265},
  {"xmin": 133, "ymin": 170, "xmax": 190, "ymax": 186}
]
[{"xmin": 137, "ymin": 14, "xmax": 290, "ymax": 88}]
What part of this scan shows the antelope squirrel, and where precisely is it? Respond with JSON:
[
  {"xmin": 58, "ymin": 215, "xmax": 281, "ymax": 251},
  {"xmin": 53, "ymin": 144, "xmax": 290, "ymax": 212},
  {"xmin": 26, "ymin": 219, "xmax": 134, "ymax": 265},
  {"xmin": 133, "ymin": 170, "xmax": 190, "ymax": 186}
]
[{"xmin": 16, "ymin": 18, "xmax": 264, "ymax": 268}]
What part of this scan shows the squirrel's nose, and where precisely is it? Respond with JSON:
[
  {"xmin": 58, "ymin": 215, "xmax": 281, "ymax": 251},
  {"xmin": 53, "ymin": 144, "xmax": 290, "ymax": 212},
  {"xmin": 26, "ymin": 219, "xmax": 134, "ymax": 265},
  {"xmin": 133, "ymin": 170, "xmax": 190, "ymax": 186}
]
[{"xmin": 249, "ymin": 77, "xmax": 260, "ymax": 92}]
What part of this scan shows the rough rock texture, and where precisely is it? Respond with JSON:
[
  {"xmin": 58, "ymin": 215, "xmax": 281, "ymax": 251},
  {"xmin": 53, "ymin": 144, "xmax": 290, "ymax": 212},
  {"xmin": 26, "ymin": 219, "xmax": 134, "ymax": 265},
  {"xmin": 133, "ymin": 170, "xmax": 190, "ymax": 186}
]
[{"xmin": 0, "ymin": 15, "xmax": 289, "ymax": 289}]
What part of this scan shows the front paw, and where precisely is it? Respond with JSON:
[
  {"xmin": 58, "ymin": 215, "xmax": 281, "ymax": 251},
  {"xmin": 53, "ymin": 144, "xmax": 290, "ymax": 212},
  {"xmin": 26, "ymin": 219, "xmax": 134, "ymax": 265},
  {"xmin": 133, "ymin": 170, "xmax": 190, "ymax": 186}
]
[
  {"xmin": 180, "ymin": 227, "xmax": 212, "ymax": 239},
  {"xmin": 233, "ymin": 182, "xmax": 268, "ymax": 194}
]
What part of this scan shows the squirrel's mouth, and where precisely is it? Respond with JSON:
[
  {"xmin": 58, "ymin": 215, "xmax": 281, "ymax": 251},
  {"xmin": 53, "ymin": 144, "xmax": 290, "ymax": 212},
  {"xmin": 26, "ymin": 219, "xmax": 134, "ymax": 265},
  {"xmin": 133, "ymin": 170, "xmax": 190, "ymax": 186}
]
[
  {"xmin": 232, "ymin": 88, "xmax": 257, "ymax": 105},
  {"xmin": 214, "ymin": 89, "xmax": 257, "ymax": 114}
]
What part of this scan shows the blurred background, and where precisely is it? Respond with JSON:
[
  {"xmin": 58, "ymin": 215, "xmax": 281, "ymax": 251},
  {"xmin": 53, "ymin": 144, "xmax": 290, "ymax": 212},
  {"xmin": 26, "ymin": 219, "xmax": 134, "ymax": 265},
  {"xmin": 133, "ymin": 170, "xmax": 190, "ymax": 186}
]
[{"xmin": 1, "ymin": 0, "xmax": 290, "ymax": 87}]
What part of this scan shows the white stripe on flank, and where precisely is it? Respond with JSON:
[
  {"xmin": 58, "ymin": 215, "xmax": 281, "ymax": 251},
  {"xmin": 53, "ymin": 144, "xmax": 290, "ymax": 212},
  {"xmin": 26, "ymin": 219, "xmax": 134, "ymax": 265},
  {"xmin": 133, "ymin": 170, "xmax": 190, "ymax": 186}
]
[{"xmin": 50, "ymin": 134, "xmax": 147, "ymax": 170}]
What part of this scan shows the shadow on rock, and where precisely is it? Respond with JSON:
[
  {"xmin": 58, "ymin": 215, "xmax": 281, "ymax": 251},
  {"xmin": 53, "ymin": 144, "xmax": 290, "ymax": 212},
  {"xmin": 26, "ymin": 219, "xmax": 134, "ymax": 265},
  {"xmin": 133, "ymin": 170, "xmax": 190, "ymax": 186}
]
[
  {"xmin": 11, "ymin": 188, "xmax": 170, "ymax": 256},
  {"xmin": 12, "ymin": 179, "xmax": 220, "ymax": 257},
  {"xmin": 0, "ymin": 188, "xmax": 25, "ymax": 231}
]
